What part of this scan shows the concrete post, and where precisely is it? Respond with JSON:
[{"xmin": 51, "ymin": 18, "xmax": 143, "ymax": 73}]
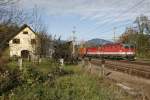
[
  {"xmin": 18, "ymin": 58, "xmax": 23, "ymax": 70},
  {"xmin": 59, "ymin": 58, "xmax": 64, "ymax": 73},
  {"xmin": 101, "ymin": 64, "xmax": 105, "ymax": 76},
  {"xmin": 89, "ymin": 58, "xmax": 92, "ymax": 73},
  {"xmin": 101, "ymin": 59, "xmax": 105, "ymax": 77},
  {"xmin": 39, "ymin": 58, "xmax": 42, "ymax": 63},
  {"xmin": 60, "ymin": 58, "xmax": 64, "ymax": 66},
  {"xmin": 81, "ymin": 59, "xmax": 85, "ymax": 67}
]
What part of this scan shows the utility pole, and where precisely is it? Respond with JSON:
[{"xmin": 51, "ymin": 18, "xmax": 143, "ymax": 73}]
[
  {"xmin": 113, "ymin": 27, "xmax": 116, "ymax": 42},
  {"xmin": 72, "ymin": 26, "xmax": 76, "ymax": 57}
]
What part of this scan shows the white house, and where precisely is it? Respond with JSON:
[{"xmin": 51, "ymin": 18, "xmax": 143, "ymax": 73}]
[{"xmin": 9, "ymin": 24, "xmax": 39, "ymax": 58}]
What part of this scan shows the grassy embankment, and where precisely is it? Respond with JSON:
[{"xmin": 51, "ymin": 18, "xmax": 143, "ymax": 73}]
[{"xmin": 0, "ymin": 59, "xmax": 133, "ymax": 100}]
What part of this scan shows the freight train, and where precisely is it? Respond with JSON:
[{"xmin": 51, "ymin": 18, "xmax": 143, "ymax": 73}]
[{"xmin": 79, "ymin": 43, "xmax": 135, "ymax": 60}]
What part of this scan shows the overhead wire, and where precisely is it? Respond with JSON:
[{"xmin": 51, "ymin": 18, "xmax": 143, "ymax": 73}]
[
  {"xmin": 86, "ymin": 0, "xmax": 146, "ymax": 34},
  {"xmin": 74, "ymin": 0, "xmax": 125, "ymax": 27}
]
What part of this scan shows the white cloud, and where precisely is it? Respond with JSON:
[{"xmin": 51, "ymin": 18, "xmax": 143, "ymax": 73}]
[
  {"xmin": 18, "ymin": 0, "xmax": 150, "ymax": 21},
  {"xmin": 16, "ymin": 0, "xmax": 150, "ymax": 40}
]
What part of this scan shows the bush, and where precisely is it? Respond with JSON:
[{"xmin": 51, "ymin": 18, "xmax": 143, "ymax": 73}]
[
  {"xmin": 4, "ymin": 65, "xmax": 133, "ymax": 100},
  {"xmin": 1, "ymin": 61, "xmax": 133, "ymax": 100},
  {"xmin": 0, "ymin": 58, "xmax": 9, "ymax": 66},
  {"xmin": 0, "ymin": 67, "xmax": 22, "ymax": 96}
]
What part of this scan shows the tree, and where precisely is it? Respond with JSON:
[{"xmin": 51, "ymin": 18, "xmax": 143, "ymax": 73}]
[
  {"xmin": 136, "ymin": 34, "xmax": 150, "ymax": 57},
  {"xmin": 53, "ymin": 41, "xmax": 72, "ymax": 61},
  {"xmin": 30, "ymin": 5, "xmax": 46, "ymax": 33},
  {"xmin": 135, "ymin": 15, "xmax": 150, "ymax": 34},
  {"xmin": 29, "ymin": 5, "xmax": 54, "ymax": 57},
  {"xmin": 119, "ymin": 27, "xmax": 150, "ymax": 58},
  {"xmin": 0, "ymin": 0, "xmax": 24, "ymax": 25},
  {"xmin": 38, "ymin": 31, "xmax": 53, "ymax": 57},
  {"xmin": 119, "ymin": 27, "xmax": 138, "ymax": 44},
  {"xmin": 0, "ymin": 2, "xmax": 52, "ymax": 58}
]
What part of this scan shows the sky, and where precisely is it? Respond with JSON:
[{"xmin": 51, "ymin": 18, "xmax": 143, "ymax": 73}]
[{"xmin": 17, "ymin": 0, "xmax": 150, "ymax": 41}]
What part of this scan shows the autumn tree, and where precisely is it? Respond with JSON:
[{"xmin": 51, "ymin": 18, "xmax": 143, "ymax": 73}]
[
  {"xmin": 119, "ymin": 27, "xmax": 138, "ymax": 44},
  {"xmin": 119, "ymin": 27, "xmax": 150, "ymax": 58},
  {"xmin": 136, "ymin": 34, "xmax": 150, "ymax": 57}
]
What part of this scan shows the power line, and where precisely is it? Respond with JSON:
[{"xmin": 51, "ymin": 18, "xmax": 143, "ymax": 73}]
[
  {"xmin": 77, "ymin": 22, "xmax": 132, "ymax": 42},
  {"xmin": 113, "ymin": 27, "xmax": 116, "ymax": 42},
  {"xmin": 89, "ymin": 22, "xmax": 132, "ymax": 35},
  {"xmin": 86, "ymin": 0, "xmax": 146, "ymax": 34},
  {"xmin": 74, "ymin": 0, "xmax": 125, "ymax": 27},
  {"xmin": 86, "ymin": 22, "xmax": 133, "ymax": 40}
]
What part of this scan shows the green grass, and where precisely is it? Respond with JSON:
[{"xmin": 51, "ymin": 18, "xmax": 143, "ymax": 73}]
[
  {"xmin": 7, "ymin": 61, "xmax": 18, "ymax": 69},
  {"xmin": 1, "ymin": 61, "xmax": 133, "ymax": 100},
  {"xmin": 7, "ymin": 59, "xmax": 59, "ymax": 74},
  {"xmin": 54, "ymin": 66, "xmax": 133, "ymax": 100}
]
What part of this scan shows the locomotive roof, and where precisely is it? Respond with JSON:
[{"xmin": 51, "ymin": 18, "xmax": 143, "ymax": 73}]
[
  {"xmin": 103, "ymin": 43, "xmax": 122, "ymax": 46},
  {"xmin": 103, "ymin": 43, "xmax": 134, "ymax": 48}
]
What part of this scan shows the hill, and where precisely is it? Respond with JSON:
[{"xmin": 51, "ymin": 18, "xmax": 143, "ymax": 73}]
[{"xmin": 85, "ymin": 38, "xmax": 112, "ymax": 47}]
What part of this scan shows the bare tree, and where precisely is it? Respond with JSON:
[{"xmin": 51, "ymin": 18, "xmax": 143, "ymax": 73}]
[
  {"xmin": 29, "ymin": 5, "xmax": 55, "ymax": 57},
  {"xmin": 30, "ymin": 5, "xmax": 45, "ymax": 33},
  {"xmin": 0, "ymin": 2, "xmax": 53, "ymax": 58},
  {"xmin": 0, "ymin": 0, "xmax": 20, "ymax": 23},
  {"xmin": 135, "ymin": 15, "xmax": 150, "ymax": 34}
]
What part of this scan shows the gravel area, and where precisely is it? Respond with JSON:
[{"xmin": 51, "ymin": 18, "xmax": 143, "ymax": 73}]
[{"xmin": 84, "ymin": 62, "xmax": 150, "ymax": 100}]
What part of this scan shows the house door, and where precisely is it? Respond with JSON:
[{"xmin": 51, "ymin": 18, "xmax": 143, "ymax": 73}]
[{"xmin": 21, "ymin": 50, "xmax": 29, "ymax": 58}]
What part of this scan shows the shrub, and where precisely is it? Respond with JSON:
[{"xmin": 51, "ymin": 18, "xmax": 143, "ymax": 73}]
[
  {"xmin": 0, "ymin": 67, "xmax": 22, "ymax": 96},
  {"xmin": 1, "ymin": 61, "xmax": 133, "ymax": 100},
  {"xmin": 0, "ymin": 58, "xmax": 9, "ymax": 66}
]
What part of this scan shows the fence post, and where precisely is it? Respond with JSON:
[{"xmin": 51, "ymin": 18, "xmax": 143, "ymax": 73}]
[
  {"xmin": 81, "ymin": 59, "xmax": 85, "ymax": 67},
  {"xmin": 59, "ymin": 58, "xmax": 64, "ymax": 72},
  {"xmin": 101, "ymin": 59, "xmax": 105, "ymax": 77},
  {"xmin": 18, "ymin": 58, "xmax": 23, "ymax": 70},
  {"xmin": 60, "ymin": 58, "xmax": 64, "ymax": 66},
  {"xmin": 39, "ymin": 58, "xmax": 42, "ymax": 64},
  {"xmin": 89, "ymin": 58, "xmax": 92, "ymax": 73}
]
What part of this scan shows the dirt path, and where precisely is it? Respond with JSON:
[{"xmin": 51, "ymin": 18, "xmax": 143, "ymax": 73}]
[
  {"xmin": 83, "ymin": 62, "xmax": 150, "ymax": 100},
  {"xmin": 106, "ymin": 68, "xmax": 150, "ymax": 100}
]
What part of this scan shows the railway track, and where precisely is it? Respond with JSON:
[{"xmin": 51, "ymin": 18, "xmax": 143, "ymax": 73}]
[
  {"xmin": 118, "ymin": 60, "xmax": 150, "ymax": 66},
  {"xmin": 86, "ymin": 59, "xmax": 150, "ymax": 79}
]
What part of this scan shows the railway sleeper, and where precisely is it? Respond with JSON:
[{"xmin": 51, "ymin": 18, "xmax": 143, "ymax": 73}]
[
  {"xmin": 87, "ymin": 60, "xmax": 150, "ymax": 79},
  {"xmin": 105, "ymin": 64, "xmax": 150, "ymax": 79}
]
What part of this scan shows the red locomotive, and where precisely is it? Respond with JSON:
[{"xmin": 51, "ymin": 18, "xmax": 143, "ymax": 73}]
[{"xmin": 79, "ymin": 43, "xmax": 135, "ymax": 60}]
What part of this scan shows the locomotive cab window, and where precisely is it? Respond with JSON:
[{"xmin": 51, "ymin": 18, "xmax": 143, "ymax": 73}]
[
  {"xmin": 124, "ymin": 46, "xmax": 129, "ymax": 49},
  {"xmin": 124, "ymin": 44, "xmax": 129, "ymax": 49},
  {"xmin": 130, "ymin": 45, "xmax": 134, "ymax": 49}
]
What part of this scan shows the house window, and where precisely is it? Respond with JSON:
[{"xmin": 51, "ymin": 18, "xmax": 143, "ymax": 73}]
[
  {"xmin": 31, "ymin": 39, "xmax": 36, "ymax": 44},
  {"xmin": 23, "ymin": 31, "xmax": 28, "ymax": 34},
  {"xmin": 13, "ymin": 39, "xmax": 20, "ymax": 44}
]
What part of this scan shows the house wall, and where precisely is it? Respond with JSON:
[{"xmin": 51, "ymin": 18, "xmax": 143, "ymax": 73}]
[{"xmin": 9, "ymin": 27, "xmax": 38, "ymax": 57}]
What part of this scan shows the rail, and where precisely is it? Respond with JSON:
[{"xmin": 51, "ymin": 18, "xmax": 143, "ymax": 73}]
[{"xmin": 85, "ymin": 58, "xmax": 150, "ymax": 79}]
